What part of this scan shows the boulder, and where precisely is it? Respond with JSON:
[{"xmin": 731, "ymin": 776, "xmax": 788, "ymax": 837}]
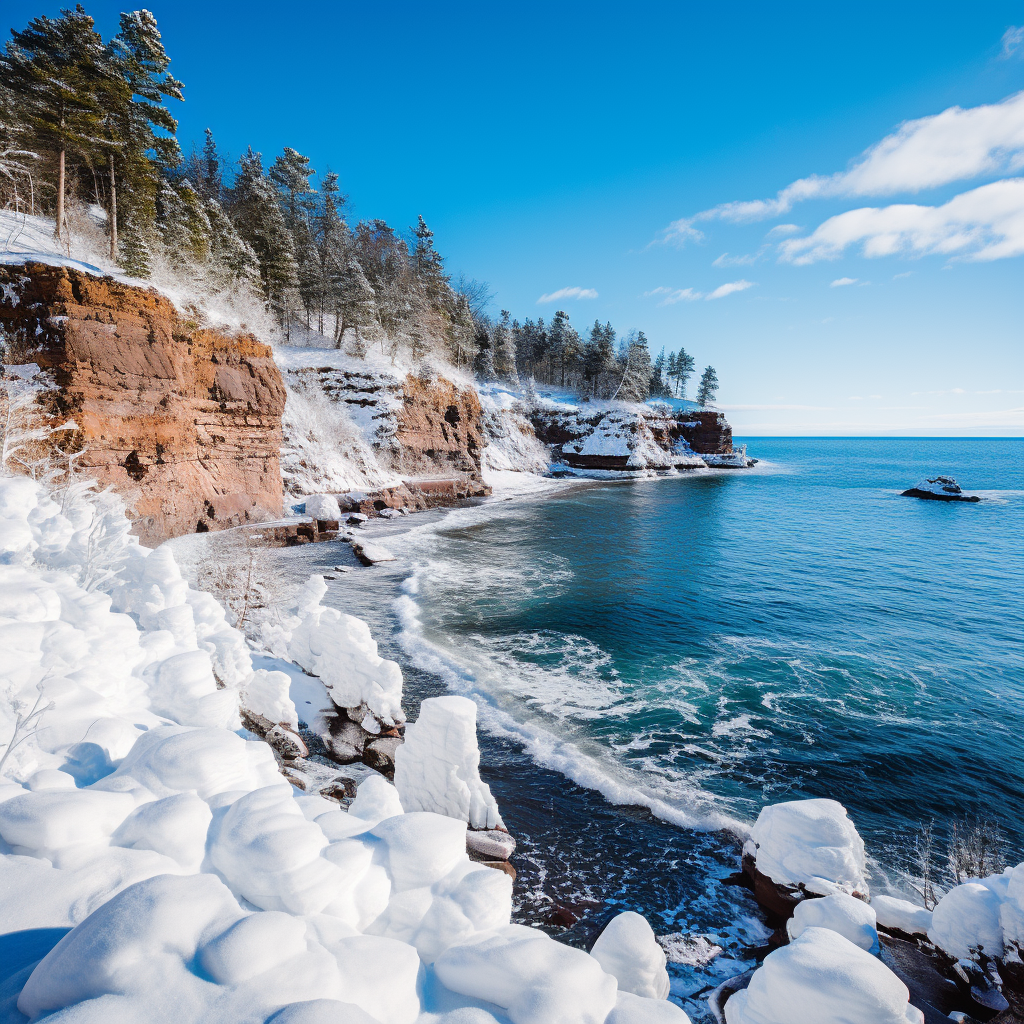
[{"xmin": 467, "ymin": 828, "xmax": 517, "ymax": 861}]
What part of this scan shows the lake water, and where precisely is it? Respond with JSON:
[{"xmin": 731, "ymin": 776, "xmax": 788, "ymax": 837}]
[{"xmin": 282, "ymin": 437, "xmax": 1024, "ymax": 1018}]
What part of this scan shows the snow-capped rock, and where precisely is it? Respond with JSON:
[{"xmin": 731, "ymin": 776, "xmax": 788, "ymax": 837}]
[
  {"xmin": 590, "ymin": 911, "xmax": 672, "ymax": 1000},
  {"xmin": 748, "ymin": 798, "xmax": 869, "ymax": 898},
  {"xmin": 304, "ymin": 494, "xmax": 342, "ymax": 520},
  {"xmin": 871, "ymin": 895, "xmax": 932, "ymax": 937},
  {"xmin": 724, "ymin": 927, "xmax": 925, "ymax": 1024},
  {"xmin": 900, "ymin": 476, "xmax": 981, "ymax": 502},
  {"xmin": 786, "ymin": 892, "xmax": 878, "ymax": 954},
  {"xmin": 394, "ymin": 695, "xmax": 502, "ymax": 830}
]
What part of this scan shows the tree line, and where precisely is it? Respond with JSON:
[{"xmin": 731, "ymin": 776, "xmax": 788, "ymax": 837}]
[{"xmin": 0, "ymin": 4, "xmax": 720, "ymax": 406}]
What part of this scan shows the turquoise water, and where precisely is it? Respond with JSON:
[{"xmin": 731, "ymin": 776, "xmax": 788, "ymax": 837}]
[{"xmin": 291, "ymin": 437, "xmax": 1023, "ymax": 1016}]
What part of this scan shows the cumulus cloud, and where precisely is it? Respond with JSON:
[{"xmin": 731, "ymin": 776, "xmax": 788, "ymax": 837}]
[
  {"xmin": 659, "ymin": 91, "xmax": 1024, "ymax": 242},
  {"xmin": 779, "ymin": 178, "xmax": 1024, "ymax": 263},
  {"xmin": 645, "ymin": 281, "xmax": 754, "ymax": 304},
  {"xmin": 1002, "ymin": 26, "xmax": 1024, "ymax": 58},
  {"xmin": 537, "ymin": 286, "xmax": 598, "ymax": 304},
  {"xmin": 830, "ymin": 277, "xmax": 859, "ymax": 287}
]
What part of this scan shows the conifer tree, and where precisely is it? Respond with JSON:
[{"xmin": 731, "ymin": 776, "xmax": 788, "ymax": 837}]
[
  {"xmin": 197, "ymin": 128, "xmax": 220, "ymax": 201},
  {"xmin": 614, "ymin": 331, "xmax": 652, "ymax": 403},
  {"xmin": 0, "ymin": 6, "xmax": 107, "ymax": 244},
  {"xmin": 118, "ymin": 216, "xmax": 152, "ymax": 277},
  {"xmin": 411, "ymin": 215, "xmax": 447, "ymax": 303},
  {"xmin": 102, "ymin": 9, "xmax": 183, "ymax": 260},
  {"xmin": 474, "ymin": 322, "xmax": 496, "ymax": 380},
  {"xmin": 269, "ymin": 147, "xmax": 316, "ymax": 229},
  {"xmin": 696, "ymin": 365, "xmax": 719, "ymax": 407},
  {"xmin": 651, "ymin": 348, "xmax": 667, "ymax": 397},
  {"xmin": 158, "ymin": 178, "xmax": 210, "ymax": 264},
  {"xmin": 334, "ymin": 257, "xmax": 377, "ymax": 351},
  {"xmin": 230, "ymin": 148, "xmax": 299, "ymax": 307},
  {"xmin": 205, "ymin": 198, "xmax": 260, "ymax": 289},
  {"xmin": 493, "ymin": 310, "xmax": 519, "ymax": 384},
  {"xmin": 675, "ymin": 347, "xmax": 696, "ymax": 398}
]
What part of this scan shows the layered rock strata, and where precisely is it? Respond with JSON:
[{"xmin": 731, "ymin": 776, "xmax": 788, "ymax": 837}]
[{"xmin": 0, "ymin": 263, "xmax": 286, "ymax": 544}]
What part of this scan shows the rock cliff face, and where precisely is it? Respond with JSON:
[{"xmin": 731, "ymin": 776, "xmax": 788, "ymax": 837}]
[{"xmin": 0, "ymin": 263, "xmax": 286, "ymax": 544}]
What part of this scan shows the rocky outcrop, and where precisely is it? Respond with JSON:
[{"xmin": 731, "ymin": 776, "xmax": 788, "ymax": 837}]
[
  {"xmin": 531, "ymin": 402, "xmax": 740, "ymax": 471},
  {"xmin": 281, "ymin": 362, "xmax": 490, "ymax": 510},
  {"xmin": 0, "ymin": 263, "xmax": 286, "ymax": 544}
]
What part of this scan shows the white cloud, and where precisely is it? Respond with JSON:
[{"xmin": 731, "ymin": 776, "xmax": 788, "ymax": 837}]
[
  {"xmin": 766, "ymin": 224, "xmax": 801, "ymax": 238},
  {"xmin": 713, "ymin": 249, "xmax": 764, "ymax": 266},
  {"xmin": 830, "ymin": 277, "xmax": 858, "ymax": 287},
  {"xmin": 646, "ymin": 280, "xmax": 754, "ymax": 304},
  {"xmin": 1002, "ymin": 26, "xmax": 1024, "ymax": 58},
  {"xmin": 706, "ymin": 279, "xmax": 755, "ymax": 300},
  {"xmin": 537, "ymin": 286, "xmax": 598, "ymax": 304},
  {"xmin": 779, "ymin": 178, "xmax": 1024, "ymax": 264},
  {"xmin": 659, "ymin": 91, "xmax": 1024, "ymax": 241}
]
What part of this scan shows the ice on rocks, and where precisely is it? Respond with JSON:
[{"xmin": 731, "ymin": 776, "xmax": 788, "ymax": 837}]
[
  {"xmin": 286, "ymin": 575, "xmax": 405, "ymax": 725},
  {"xmin": 786, "ymin": 892, "xmax": 878, "ymax": 953},
  {"xmin": 590, "ymin": 911, "xmax": 671, "ymax": 1000},
  {"xmin": 395, "ymin": 696, "xmax": 503, "ymax": 830},
  {"xmin": 724, "ymin": 927, "xmax": 925, "ymax": 1024},
  {"xmin": 750, "ymin": 798, "xmax": 868, "ymax": 896},
  {"xmin": 872, "ymin": 895, "xmax": 932, "ymax": 936}
]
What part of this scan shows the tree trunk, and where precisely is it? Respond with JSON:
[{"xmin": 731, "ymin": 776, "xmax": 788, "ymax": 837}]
[
  {"xmin": 108, "ymin": 154, "xmax": 118, "ymax": 262},
  {"xmin": 54, "ymin": 149, "xmax": 66, "ymax": 243}
]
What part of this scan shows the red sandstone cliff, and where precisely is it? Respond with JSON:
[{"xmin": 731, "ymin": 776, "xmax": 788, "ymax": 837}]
[{"xmin": 0, "ymin": 263, "xmax": 286, "ymax": 544}]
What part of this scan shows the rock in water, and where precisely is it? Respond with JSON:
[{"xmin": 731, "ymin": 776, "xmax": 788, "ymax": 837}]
[{"xmin": 901, "ymin": 476, "xmax": 980, "ymax": 502}]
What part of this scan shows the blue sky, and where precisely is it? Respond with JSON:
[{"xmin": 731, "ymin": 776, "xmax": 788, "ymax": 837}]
[{"xmin": 6, "ymin": 1, "xmax": 1023, "ymax": 434}]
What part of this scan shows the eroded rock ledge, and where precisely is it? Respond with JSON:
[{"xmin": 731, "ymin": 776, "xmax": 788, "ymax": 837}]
[{"xmin": 0, "ymin": 263, "xmax": 287, "ymax": 545}]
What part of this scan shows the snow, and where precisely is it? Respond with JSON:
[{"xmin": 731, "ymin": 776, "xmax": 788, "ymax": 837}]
[
  {"xmin": 590, "ymin": 911, "xmax": 671, "ymax": 1000},
  {"xmin": 305, "ymin": 494, "xmax": 342, "ymax": 520},
  {"xmin": 786, "ymin": 892, "xmax": 878, "ymax": 953},
  {"xmin": 394, "ymin": 696, "xmax": 503, "ymax": 830},
  {"xmin": 907, "ymin": 476, "xmax": 970, "ymax": 497},
  {"xmin": 352, "ymin": 538, "xmax": 398, "ymax": 564},
  {"xmin": 749, "ymin": 798, "xmax": 869, "ymax": 896},
  {"xmin": 724, "ymin": 927, "xmax": 925, "ymax": 1024},
  {"xmin": 871, "ymin": 895, "xmax": 932, "ymax": 936},
  {"xmin": 284, "ymin": 575, "xmax": 405, "ymax": 726},
  {"xmin": 929, "ymin": 881, "xmax": 1005, "ymax": 959},
  {"xmin": 1, "ymin": 469, "xmax": 693, "ymax": 1022}
]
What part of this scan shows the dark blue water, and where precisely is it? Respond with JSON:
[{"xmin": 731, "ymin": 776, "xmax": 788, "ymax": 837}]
[{"xmin": 288, "ymin": 437, "xmax": 1024, "ymax": 1018}]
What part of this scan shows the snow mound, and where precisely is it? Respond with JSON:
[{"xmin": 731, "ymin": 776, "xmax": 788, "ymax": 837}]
[
  {"xmin": 786, "ymin": 892, "xmax": 878, "ymax": 953},
  {"xmin": 750, "ymin": 798, "xmax": 868, "ymax": 896},
  {"xmin": 285, "ymin": 575, "xmax": 405, "ymax": 726},
  {"xmin": 590, "ymin": 911, "xmax": 671, "ymax": 1000},
  {"xmin": 724, "ymin": 927, "xmax": 925, "ymax": 1024},
  {"xmin": 929, "ymin": 881, "xmax": 1005, "ymax": 959},
  {"xmin": 305, "ymin": 494, "xmax": 342, "ymax": 520},
  {"xmin": 394, "ymin": 696, "xmax": 503, "ymax": 830},
  {"xmin": 872, "ymin": 895, "xmax": 932, "ymax": 936}
]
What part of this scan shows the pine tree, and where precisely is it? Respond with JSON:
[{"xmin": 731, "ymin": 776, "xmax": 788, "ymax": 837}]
[
  {"xmin": 197, "ymin": 128, "xmax": 220, "ymax": 201},
  {"xmin": 158, "ymin": 179, "xmax": 210, "ymax": 264},
  {"xmin": 696, "ymin": 365, "xmax": 719, "ymax": 407},
  {"xmin": 474, "ymin": 322, "xmax": 496, "ymax": 380},
  {"xmin": 0, "ymin": 6, "xmax": 108, "ymax": 244},
  {"xmin": 650, "ymin": 348, "xmax": 667, "ymax": 397},
  {"xmin": 675, "ymin": 347, "xmax": 696, "ymax": 398},
  {"xmin": 118, "ymin": 217, "xmax": 153, "ymax": 278},
  {"xmin": 269, "ymin": 147, "xmax": 316, "ymax": 229},
  {"xmin": 206, "ymin": 198, "xmax": 260, "ymax": 289},
  {"xmin": 614, "ymin": 331, "xmax": 652, "ymax": 404},
  {"xmin": 493, "ymin": 310, "xmax": 519, "ymax": 383},
  {"xmin": 102, "ymin": 9, "xmax": 183, "ymax": 260},
  {"xmin": 230, "ymin": 148, "xmax": 299, "ymax": 307},
  {"xmin": 334, "ymin": 257, "xmax": 377, "ymax": 352},
  {"xmin": 411, "ymin": 215, "xmax": 446, "ymax": 303}
]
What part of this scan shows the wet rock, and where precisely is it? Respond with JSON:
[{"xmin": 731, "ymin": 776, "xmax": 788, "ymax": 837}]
[
  {"xmin": 466, "ymin": 828, "xmax": 516, "ymax": 861},
  {"xmin": 363, "ymin": 735, "xmax": 402, "ymax": 775},
  {"xmin": 266, "ymin": 725, "xmax": 308, "ymax": 761}
]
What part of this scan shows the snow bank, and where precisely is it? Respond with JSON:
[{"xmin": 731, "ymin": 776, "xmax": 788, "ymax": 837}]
[
  {"xmin": 394, "ymin": 696, "xmax": 502, "ymax": 830},
  {"xmin": 285, "ymin": 575, "xmax": 405, "ymax": 726},
  {"xmin": 786, "ymin": 892, "xmax": 878, "ymax": 953},
  {"xmin": 749, "ymin": 799, "xmax": 868, "ymax": 896},
  {"xmin": 871, "ymin": 895, "xmax": 932, "ymax": 936},
  {"xmin": 929, "ymin": 880, "xmax": 1005, "ymax": 959},
  {"xmin": 1, "ymin": 471, "xmax": 686, "ymax": 1021},
  {"xmin": 477, "ymin": 385, "xmax": 550, "ymax": 479},
  {"xmin": 590, "ymin": 911, "xmax": 671, "ymax": 999},
  {"xmin": 724, "ymin": 927, "xmax": 924, "ymax": 1024}
]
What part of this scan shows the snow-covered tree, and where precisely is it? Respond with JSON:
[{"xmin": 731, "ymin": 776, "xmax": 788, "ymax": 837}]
[
  {"xmin": 614, "ymin": 331, "xmax": 652, "ymax": 404},
  {"xmin": 696, "ymin": 365, "xmax": 719, "ymax": 407},
  {"xmin": 493, "ymin": 310, "xmax": 519, "ymax": 384},
  {"xmin": 158, "ymin": 179, "xmax": 210, "ymax": 264}
]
